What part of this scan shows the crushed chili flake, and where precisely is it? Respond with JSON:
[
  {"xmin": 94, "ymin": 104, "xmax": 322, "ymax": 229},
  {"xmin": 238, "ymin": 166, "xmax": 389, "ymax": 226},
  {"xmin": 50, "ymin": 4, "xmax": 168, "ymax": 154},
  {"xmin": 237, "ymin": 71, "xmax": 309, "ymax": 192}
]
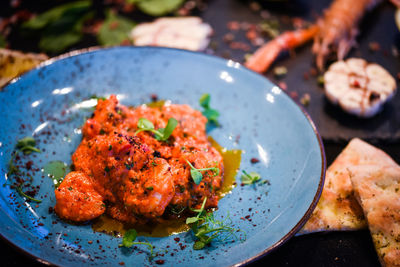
[
  {"xmin": 368, "ymin": 42, "xmax": 380, "ymax": 52},
  {"xmin": 246, "ymin": 29, "xmax": 258, "ymax": 41},
  {"xmin": 223, "ymin": 33, "xmax": 234, "ymax": 43},
  {"xmin": 249, "ymin": 1, "xmax": 261, "ymax": 12},
  {"xmin": 229, "ymin": 42, "xmax": 251, "ymax": 51},
  {"xmin": 227, "ymin": 21, "xmax": 240, "ymax": 31},
  {"xmin": 250, "ymin": 158, "xmax": 259, "ymax": 164},
  {"xmin": 155, "ymin": 260, "xmax": 165, "ymax": 265},
  {"xmin": 289, "ymin": 91, "xmax": 298, "ymax": 99},
  {"xmin": 278, "ymin": 81, "xmax": 287, "ymax": 91},
  {"xmin": 353, "ymin": 80, "xmax": 360, "ymax": 88},
  {"xmin": 310, "ymin": 68, "xmax": 318, "ymax": 77}
]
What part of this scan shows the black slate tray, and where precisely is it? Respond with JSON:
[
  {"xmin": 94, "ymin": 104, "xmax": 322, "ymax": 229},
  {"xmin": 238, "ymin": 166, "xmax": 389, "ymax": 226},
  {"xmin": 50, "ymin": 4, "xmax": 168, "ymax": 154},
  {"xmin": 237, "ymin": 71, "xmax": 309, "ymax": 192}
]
[{"xmin": 205, "ymin": 0, "xmax": 400, "ymax": 142}]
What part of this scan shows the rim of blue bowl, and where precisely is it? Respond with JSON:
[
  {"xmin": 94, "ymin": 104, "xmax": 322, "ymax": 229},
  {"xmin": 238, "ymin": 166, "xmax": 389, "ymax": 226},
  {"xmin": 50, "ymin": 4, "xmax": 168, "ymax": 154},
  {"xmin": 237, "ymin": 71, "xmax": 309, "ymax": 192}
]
[{"xmin": 0, "ymin": 46, "xmax": 326, "ymax": 267}]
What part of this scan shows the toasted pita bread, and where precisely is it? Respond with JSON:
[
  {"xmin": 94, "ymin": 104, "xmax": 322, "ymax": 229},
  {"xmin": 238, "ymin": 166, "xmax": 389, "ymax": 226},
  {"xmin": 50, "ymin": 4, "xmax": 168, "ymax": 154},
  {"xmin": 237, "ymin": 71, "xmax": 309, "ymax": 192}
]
[
  {"xmin": 0, "ymin": 48, "xmax": 47, "ymax": 88},
  {"xmin": 300, "ymin": 138, "xmax": 398, "ymax": 234},
  {"xmin": 349, "ymin": 165, "xmax": 400, "ymax": 267}
]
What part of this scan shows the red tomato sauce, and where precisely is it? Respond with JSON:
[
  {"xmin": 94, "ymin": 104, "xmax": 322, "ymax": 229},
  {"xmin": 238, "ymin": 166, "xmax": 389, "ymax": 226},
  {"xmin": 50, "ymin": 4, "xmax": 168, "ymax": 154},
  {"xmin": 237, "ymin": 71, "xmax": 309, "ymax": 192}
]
[{"xmin": 55, "ymin": 95, "xmax": 224, "ymax": 224}]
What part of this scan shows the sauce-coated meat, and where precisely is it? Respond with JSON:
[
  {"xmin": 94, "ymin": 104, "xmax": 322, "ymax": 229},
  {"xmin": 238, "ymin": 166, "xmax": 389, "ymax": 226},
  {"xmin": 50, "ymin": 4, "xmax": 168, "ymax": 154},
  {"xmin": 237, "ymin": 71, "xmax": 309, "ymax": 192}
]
[{"xmin": 55, "ymin": 95, "xmax": 224, "ymax": 223}]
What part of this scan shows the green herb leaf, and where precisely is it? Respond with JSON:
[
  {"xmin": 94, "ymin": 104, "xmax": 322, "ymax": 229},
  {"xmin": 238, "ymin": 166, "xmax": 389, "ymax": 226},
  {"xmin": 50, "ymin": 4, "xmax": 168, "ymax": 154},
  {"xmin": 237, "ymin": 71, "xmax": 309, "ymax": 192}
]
[
  {"xmin": 199, "ymin": 93, "xmax": 210, "ymax": 109},
  {"xmin": 43, "ymin": 161, "xmax": 68, "ymax": 188},
  {"xmin": 186, "ymin": 197, "xmax": 244, "ymax": 250},
  {"xmin": 39, "ymin": 30, "xmax": 83, "ymax": 53},
  {"xmin": 135, "ymin": 117, "xmax": 177, "ymax": 141},
  {"xmin": 17, "ymin": 183, "xmax": 42, "ymax": 203},
  {"xmin": 193, "ymin": 241, "xmax": 206, "ymax": 250},
  {"xmin": 97, "ymin": 10, "xmax": 136, "ymax": 46},
  {"xmin": 120, "ymin": 229, "xmax": 154, "ymax": 259},
  {"xmin": 121, "ymin": 229, "xmax": 138, "ymax": 247},
  {"xmin": 190, "ymin": 170, "xmax": 203, "ymax": 185},
  {"xmin": 16, "ymin": 137, "xmax": 41, "ymax": 155},
  {"xmin": 21, "ymin": 1, "xmax": 92, "ymax": 53},
  {"xmin": 156, "ymin": 118, "xmax": 178, "ymax": 141},
  {"xmin": 132, "ymin": 0, "xmax": 185, "ymax": 16},
  {"xmin": 7, "ymin": 153, "xmax": 20, "ymax": 177},
  {"xmin": 186, "ymin": 160, "xmax": 219, "ymax": 185},
  {"xmin": 199, "ymin": 93, "xmax": 220, "ymax": 126},
  {"xmin": 90, "ymin": 95, "xmax": 107, "ymax": 101},
  {"xmin": 202, "ymin": 109, "xmax": 220, "ymax": 125},
  {"xmin": 22, "ymin": 1, "xmax": 91, "ymax": 30},
  {"xmin": 137, "ymin": 118, "xmax": 155, "ymax": 130},
  {"xmin": 16, "ymin": 137, "xmax": 36, "ymax": 149},
  {"xmin": 241, "ymin": 170, "xmax": 261, "ymax": 185},
  {"xmin": 186, "ymin": 216, "xmax": 199, "ymax": 224}
]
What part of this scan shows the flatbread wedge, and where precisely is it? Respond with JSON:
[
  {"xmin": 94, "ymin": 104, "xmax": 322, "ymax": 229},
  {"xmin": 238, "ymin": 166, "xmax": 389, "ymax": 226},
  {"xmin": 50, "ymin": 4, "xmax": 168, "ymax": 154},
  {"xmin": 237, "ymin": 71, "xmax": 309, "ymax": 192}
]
[
  {"xmin": 349, "ymin": 165, "xmax": 400, "ymax": 267},
  {"xmin": 0, "ymin": 48, "xmax": 47, "ymax": 88},
  {"xmin": 300, "ymin": 138, "xmax": 398, "ymax": 234}
]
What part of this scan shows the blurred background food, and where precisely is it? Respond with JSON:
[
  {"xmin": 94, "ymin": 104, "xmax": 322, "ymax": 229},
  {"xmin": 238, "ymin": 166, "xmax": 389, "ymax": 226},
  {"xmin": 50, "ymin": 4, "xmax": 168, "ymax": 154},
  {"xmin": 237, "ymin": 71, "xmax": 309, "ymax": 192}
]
[{"xmin": 0, "ymin": 48, "xmax": 47, "ymax": 87}]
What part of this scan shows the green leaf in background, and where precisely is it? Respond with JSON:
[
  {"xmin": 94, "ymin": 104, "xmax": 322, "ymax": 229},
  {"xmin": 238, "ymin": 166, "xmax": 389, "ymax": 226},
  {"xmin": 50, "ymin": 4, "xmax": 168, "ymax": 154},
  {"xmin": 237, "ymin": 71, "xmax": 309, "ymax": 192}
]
[
  {"xmin": 21, "ymin": 1, "xmax": 92, "ymax": 53},
  {"xmin": 133, "ymin": 0, "xmax": 185, "ymax": 16},
  {"xmin": 97, "ymin": 10, "xmax": 136, "ymax": 46},
  {"xmin": 39, "ymin": 30, "xmax": 82, "ymax": 53},
  {"xmin": 0, "ymin": 34, "xmax": 6, "ymax": 48},
  {"xmin": 22, "ymin": 1, "xmax": 91, "ymax": 30}
]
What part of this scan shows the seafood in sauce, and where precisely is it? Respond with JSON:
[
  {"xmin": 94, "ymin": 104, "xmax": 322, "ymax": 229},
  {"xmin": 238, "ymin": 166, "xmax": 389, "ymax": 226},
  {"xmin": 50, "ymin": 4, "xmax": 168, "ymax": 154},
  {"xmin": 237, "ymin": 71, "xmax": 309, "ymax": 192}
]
[{"xmin": 55, "ymin": 95, "xmax": 224, "ymax": 224}]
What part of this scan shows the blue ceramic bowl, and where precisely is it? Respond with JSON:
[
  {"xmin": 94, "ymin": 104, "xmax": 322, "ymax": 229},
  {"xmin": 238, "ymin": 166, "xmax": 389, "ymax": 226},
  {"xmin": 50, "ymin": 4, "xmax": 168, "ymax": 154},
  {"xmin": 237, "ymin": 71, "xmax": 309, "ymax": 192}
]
[{"xmin": 0, "ymin": 47, "xmax": 325, "ymax": 266}]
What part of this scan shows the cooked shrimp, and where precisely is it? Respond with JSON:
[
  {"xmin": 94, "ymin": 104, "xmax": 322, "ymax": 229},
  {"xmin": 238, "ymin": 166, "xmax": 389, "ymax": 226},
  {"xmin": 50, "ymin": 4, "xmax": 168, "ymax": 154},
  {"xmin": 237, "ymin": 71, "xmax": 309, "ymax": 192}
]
[
  {"xmin": 55, "ymin": 96, "xmax": 224, "ymax": 224},
  {"xmin": 55, "ymin": 171, "xmax": 105, "ymax": 222},
  {"xmin": 313, "ymin": 0, "xmax": 382, "ymax": 71},
  {"xmin": 324, "ymin": 58, "xmax": 396, "ymax": 117},
  {"xmin": 245, "ymin": 25, "xmax": 318, "ymax": 73}
]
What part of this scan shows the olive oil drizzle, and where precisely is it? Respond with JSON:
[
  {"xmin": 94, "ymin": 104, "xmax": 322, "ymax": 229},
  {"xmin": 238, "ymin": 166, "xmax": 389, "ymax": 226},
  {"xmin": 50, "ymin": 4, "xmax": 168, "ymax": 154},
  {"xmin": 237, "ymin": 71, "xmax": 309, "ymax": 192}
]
[{"xmin": 92, "ymin": 101, "xmax": 242, "ymax": 237}]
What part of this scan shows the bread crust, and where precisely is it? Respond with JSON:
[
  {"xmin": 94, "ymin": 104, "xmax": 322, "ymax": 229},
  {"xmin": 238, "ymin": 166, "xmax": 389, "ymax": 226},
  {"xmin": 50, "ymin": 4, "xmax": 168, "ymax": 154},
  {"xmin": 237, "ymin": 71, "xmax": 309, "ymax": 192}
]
[
  {"xmin": 349, "ymin": 165, "xmax": 400, "ymax": 267},
  {"xmin": 301, "ymin": 138, "xmax": 397, "ymax": 234}
]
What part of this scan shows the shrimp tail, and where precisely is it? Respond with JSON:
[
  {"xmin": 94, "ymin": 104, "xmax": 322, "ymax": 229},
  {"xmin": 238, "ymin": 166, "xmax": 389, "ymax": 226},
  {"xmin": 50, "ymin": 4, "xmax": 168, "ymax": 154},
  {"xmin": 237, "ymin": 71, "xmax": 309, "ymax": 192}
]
[
  {"xmin": 245, "ymin": 25, "xmax": 318, "ymax": 73},
  {"xmin": 312, "ymin": 0, "xmax": 382, "ymax": 71}
]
